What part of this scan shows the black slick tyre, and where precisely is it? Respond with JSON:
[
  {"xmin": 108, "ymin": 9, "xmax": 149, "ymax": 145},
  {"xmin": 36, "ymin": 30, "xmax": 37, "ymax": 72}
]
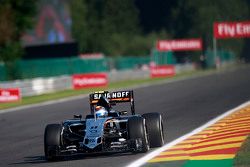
[
  {"xmin": 142, "ymin": 112, "xmax": 164, "ymax": 148},
  {"xmin": 44, "ymin": 124, "xmax": 62, "ymax": 161},
  {"xmin": 128, "ymin": 116, "xmax": 149, "ymax": 153}
]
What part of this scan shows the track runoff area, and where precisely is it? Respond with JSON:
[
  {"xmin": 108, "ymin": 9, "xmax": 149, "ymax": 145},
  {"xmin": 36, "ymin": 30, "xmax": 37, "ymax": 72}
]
[{"xmin": 127, "ymin": 101, "xmax": 250, "ymax": 167}]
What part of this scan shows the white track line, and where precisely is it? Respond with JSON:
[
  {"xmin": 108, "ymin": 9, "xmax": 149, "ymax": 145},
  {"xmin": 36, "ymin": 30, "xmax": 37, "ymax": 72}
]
[
  {"xmin": 0, "ymin": 72, "xmax": 209, "ymax": 114},
  {"xmin": 0, "ymin": 94, "xmax": 89, "ymax": 114},
  {"xmin": 126, "ymin": 100, "xmax": 250, "ymax": 167}
]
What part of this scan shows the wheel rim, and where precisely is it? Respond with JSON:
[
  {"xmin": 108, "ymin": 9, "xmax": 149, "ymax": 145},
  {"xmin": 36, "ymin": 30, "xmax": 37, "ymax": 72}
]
[
  {"xmin": 159, "ymin": 115, "xmax": 164, "ymax": 145},
  {"xmin": 143, "ymin": 118, "xmax": 150, "ymax": 151}
]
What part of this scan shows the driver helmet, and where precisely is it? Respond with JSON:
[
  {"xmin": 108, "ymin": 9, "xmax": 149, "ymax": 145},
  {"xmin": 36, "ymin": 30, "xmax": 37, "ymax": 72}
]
[
  {"xmin": 95, "ymin": 106, "xmax": 108, "ymax": 118},
  {"xmin": 97, "ymin": 95, "xmax": 111, "ymax": 111}
]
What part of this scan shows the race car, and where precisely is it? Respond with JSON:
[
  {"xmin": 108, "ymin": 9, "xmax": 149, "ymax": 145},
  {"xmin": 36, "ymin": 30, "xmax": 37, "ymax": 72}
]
[{"xmin": 44, "ymin": 90, "xmax": 164, "ymax": 161}]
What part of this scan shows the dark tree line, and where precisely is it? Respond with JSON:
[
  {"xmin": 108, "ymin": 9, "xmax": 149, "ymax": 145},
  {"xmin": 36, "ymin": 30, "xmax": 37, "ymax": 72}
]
[
  {"xmin": 71, "ymin": 0, "xmax": 250, "ymax": 60},
  {"xmin": 0, "ymin": 0, "xmax": 249, "ymax": 63},
  {"xmin": 70, "ymin": 0, "xmax": 170, "ymax": 56},
  {"xmin": 0, "ymin": 0, "xmax": 37, "ymax": 79}
]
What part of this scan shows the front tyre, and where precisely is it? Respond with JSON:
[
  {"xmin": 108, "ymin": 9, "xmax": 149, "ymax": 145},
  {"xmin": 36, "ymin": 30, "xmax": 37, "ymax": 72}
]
[
  {"xmin": 44, "ymin": 124, "xmax": 62, "ymax": 161},
  {"xmin": 128, "ymin": 116, "xmax": 149, "ymax": 153},
  {"xmin": 142, "ymin": 113, "xmax": 164, "ymax": 148}
]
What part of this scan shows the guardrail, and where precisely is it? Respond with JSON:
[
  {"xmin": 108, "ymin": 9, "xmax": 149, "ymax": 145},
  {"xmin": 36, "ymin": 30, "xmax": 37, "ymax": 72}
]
[{"xmin": 0, "ymin": 64, "xmax": 195, "ymax": 97}]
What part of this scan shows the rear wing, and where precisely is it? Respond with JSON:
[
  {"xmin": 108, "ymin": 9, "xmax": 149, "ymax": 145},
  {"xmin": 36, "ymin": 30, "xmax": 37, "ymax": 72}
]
[{"xmin": 89, "ymin": 90, "xmax": 135, "ymax": 115}]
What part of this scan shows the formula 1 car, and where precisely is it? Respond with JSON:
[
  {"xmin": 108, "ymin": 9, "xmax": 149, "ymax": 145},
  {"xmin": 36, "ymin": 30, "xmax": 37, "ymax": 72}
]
[{"xmin": 44, "ymin": 90, "xmax": 164, "ymax": 161}]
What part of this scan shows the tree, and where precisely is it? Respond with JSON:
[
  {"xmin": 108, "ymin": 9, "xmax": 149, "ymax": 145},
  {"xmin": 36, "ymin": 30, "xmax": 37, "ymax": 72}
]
[
  {"xmin": 70, "ymin": 0, "xmax": 249, "ymax": 59},
  {"xmin": 0, "ymin": 0, "xmax": 37, "ymax": 79},
  {"xmin": 135, "ymin": 0, "xmax": 178, "ymax": 33},
  {"xmin": 84, "ymin": 0, "xmax": 105, "ymax": 52},
  {"xmin": 101, "ymin": 0, "xmax": 141, "ymax": 56},
  {"xmin": 102, "ymin": 0, "xmax": 139, "ymax": 35},
  {"xmin": 169, "ymin": 0, "xmax": 249, "ymax": 58},
  {"xmin": 70, "ymin": 0, "xmax": 88, "ymax": 53},
  {"xmin": 70, "ymin": 0, "xmax": 148, "ymax": 56},
  {"xmin": 70, "ymin": 0, "xmax": 105, "ymax": 53},
  {"xmin": 241, "ymin": 0, "xmax": 250, "ymax": 62}
]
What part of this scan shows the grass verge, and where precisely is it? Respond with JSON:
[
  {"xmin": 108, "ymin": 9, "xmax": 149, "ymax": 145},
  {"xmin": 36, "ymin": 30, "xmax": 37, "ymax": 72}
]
[
  {"xmin": 0, "ymin": 64, "xmax": 244, "ymax": 110},
  {"xmin": 0, "ymin": 70, "xmax": 204, "ymax": 110},
  {"xmin": 234, "ymin": 135, "xmax": 250, "ymax": 167}
]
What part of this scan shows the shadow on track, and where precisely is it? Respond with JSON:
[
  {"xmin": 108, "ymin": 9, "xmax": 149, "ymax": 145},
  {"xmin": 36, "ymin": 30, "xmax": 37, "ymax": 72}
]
[
  {"xmin": 9, "ymin": 156, "xmax": 47, "ymax": 165},
  {"xmin": 9, "ymin": 152, "xmax": 137, "ymax": 165}
]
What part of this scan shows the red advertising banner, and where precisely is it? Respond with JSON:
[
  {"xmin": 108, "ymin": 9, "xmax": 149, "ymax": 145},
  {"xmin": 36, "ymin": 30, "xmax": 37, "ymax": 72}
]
[
  {"xmin": 72, "ymin": 73, "xmax": 108, "ymax": 89},
  {"xmin": 156, "ymin": 39, "xmax": 202, "ymax": 51},
  {"xmin": 0, "ymin": 88, "xmax": 21, "ymax": 103},
  {"xmin": 214, "ymin": 21, "xmax": 250, "ymax": 39},
  {"xmin": 150, "ymin": 65, "xmax": 175, "ymax": 78}
]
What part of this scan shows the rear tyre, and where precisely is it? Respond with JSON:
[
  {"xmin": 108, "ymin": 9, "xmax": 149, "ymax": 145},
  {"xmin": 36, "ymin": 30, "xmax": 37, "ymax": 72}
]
[
  {"xmin": 44, "ymin": 124, "xmax": 62, "ymax": 161},
  {"xmin": 128, "ymin": 116, "xmax": 149, "ymax": 153},
  {"xmin": 142, "ymin": 113, "xmax": 164, "ymax": 148}
]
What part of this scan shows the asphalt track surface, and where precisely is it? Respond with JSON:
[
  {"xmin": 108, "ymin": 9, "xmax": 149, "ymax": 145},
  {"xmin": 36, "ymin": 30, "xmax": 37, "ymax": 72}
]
[{"xmin": 0, "ymin": 66, "xmax": 250, "ymax": 167}]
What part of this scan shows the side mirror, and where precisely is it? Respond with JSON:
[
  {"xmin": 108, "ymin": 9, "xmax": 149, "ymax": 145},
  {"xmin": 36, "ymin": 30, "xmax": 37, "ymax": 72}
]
[
  {"xmin": 119, "ymin": 111, "xmax": 127, "ymax": 115},
  {"xmin": 74, "ymin": 114, "xmax": 82, "ymax": 120}
]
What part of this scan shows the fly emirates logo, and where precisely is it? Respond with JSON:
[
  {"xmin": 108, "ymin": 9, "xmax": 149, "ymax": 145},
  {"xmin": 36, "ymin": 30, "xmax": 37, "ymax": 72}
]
[
  {"xmin": 72, "ymin": 73, "xmax": 108, "ymax": 89},
  {"xmin": 74, "ymin": 78, "xmax": 107, "ymax": 86},
  {"xmin": 0, "ymin": 90, "xmax": 20, "ymax": 102},
  {"xmin": 216, "ymin": 22, "xmax": 250, "ymax": 38}
]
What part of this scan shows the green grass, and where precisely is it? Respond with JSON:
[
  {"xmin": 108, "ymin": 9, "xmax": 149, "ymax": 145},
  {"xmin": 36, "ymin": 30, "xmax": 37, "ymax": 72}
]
[
  {"xmin": 0, "ymin": 64, "xmax": 244, "ymax": 110},
  {"xmin": 234, "ymin": 136, "xmax": 250, "ymax": 167},
  {"xmin": 0, "ymin": 70, "xmax": 201, "ymax": 110}
]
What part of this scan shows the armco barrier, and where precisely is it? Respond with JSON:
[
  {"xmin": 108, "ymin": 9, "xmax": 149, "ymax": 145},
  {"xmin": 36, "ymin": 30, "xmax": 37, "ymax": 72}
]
[
  {"xmin": 0, "ymin": 64, "xmax": 195, "ymax": 97},
  {"xmin": 0, "ymin": 70, "xmax": 149, "ymax": 97},
  {"xmin": 108, "ymin": 69, "xmax": 149, "ymax": 82},
  {"xmin": 0, "ymin": 76, "xmax": 72, "ymax": 97}
]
